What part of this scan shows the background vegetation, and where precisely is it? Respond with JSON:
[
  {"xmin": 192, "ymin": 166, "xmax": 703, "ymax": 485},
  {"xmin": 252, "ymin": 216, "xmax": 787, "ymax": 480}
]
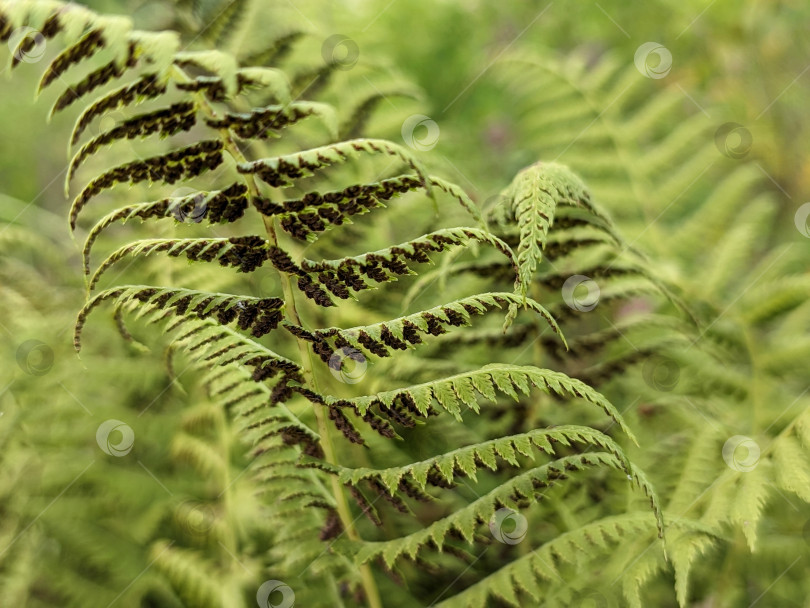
[{"xmin": 1, "ymin": 1, "xmax": 808, "ymax": 606}]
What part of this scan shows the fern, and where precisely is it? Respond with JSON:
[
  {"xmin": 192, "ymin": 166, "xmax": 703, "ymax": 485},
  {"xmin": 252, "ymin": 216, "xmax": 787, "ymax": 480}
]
[
  {"xmin": 0, "ymin": 2, "xmax": 674, "ymax": 606},
  {"xmin": 484, "ymin": 43, "xmax": 810, "ymax": 607}
]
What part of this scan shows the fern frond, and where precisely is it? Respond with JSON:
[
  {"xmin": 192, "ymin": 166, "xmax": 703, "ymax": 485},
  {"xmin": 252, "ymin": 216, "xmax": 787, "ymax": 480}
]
[
  {"xmin": 82, "ymin": 184, "xmax": 249, "ymax": 274},
  {"xmin": 149, "ymin": 542, "xmax": 224, "ymax": 607},
  {"xmin": 304, "ymin": 293, "xmax": 562, "ymax": 362},
  {"xmin": 75, "ymin": 286, "xmax": 286, "ymax": 349},
  {"xmin": 206, "ymin": 101, "xmax": 337, "ymax": 140},
  {"xmin": 300, "ymin": 227, "xmax": 517, "ymax": 289},
  {"xmin": 338, "ymin": 364, "xmax": 634, "ymax": 441},
  {"xmin": 67, "ymin": 101, "xmax": 198, "ymax": 185},
  {"xmin": 70, "ymin": 140, "xmax": 224, "ymax": 230},
  {"xmin": 773, "ymin": 435, "xmax": 810, "ymax": 503},
  {"xmin": 237, "ymin": 138, "xmax": 431, "ymax": 190},
  {"xmin": 499, "ymin": 161, "xmax": 592, "ymax": 294},
  {"xmin": 323, "ymin": 426, "xmax": 630, "ymax": 492},
  {"xmin": 88, "ymin": 236, "xmax": 273, "ymax": 289},
  {"xmin": 70, "ymin": 73, "xmax": 172, "ymax": 146},
  {"xmin": 433, "ymin": 512, "xmax": 687, "ymax": 608},
  {"xmin": 354, "ymin": 455, "xmax": 658, "ymax": 569}
]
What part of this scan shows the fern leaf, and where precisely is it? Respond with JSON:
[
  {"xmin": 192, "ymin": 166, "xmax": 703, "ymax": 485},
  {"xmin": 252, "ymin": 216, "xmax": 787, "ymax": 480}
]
[
  {"xmin": 773, "ymin": 435, "xmax": 810, "ymax": 502},
  {"xmin": 501, "ymin": 161, "xmax": 591, "ymax": 294},
  {"xmin": 730, "ymin": 460, "xmax": 772, "ymax": 551},
  {"xmin": 434, "ymin": 512, "xmax": 673, "ymax": 608},
  {"xmin": 150, "ymin": 542, "xmax": 223, "ymax": 607},
  {"xmin": 300, "ymin": 227, "xmax": 517, "ymax": 289},
  {"xmin": 174, "ymin": 50, "xmax": 240, "ymax": 95},
  {"xmin": 340, "ymin": 364, "xmax": 634, "ymax": 442},
  {"xmin": 38, "ymin": 26, "xmax": 108, "ymax": 91},
  {"xmin": 206, "ymin": 101, "xmax": 337, "ymax": 140},
  {"xmin": 257, "ymin": 174, "xmax": 422, "ymax": 241},
  {"xmin": 70, "ymin": 73, "xmax": 170, "ymax": 146},
  {"xmin": 237, "ymin": 138, "xmax": 431, "ymax": 191},
  {"xmin": 68, "ymin": 101, "xmax": 198, "ymax": 185},
  {"xmin": 354, "ymin": 455, "xmax": 654, "ymax": 568},
  {"xmin": 321, "ymin": 426, "xmax": 630, "ymax": 493},
  {"xmin": 70, "ymin": 140, "xmax": 224, "ymax": 229},
  {"xmin": 308, "ymin": 293, "xmax": 562, "ymax": 362},
  {"xmin": 82, "ymin": 184, "xmax": 249, "ymax": 274},
  {"xmin": 74, "ymin": 286, "xmax": 285, "ymax": 350},
  {"xmin": 88, "ymin": 236, "xmax": 271, "ymax": 289},
  {"xmin": 669, "ymin": 529, "xmax": 717, "ymax": 608}
]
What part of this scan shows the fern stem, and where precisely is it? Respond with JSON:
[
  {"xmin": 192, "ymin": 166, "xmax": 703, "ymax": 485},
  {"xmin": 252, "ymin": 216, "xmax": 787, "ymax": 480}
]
[
  {"xmin": 263, "ymin": 223, "xmax": 383, "ymax": 608},
  {"xmin": 173, "ymin": 65, "xmax": 382, "ymax": 608}
]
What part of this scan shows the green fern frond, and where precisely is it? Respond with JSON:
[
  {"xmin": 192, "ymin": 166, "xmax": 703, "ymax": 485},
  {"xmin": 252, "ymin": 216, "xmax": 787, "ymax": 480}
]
[
  {"xmin": 207, "ymin": 100, "xmax": 338, "ymax": 140},
  {"xmin": 300, "ymin": 227, "xmax": 517, "ymax": 287},
  {"xmin": 82, "ymin": 184, "xmax": 250, "ymax": 273},
  {"xmin": 75, "ymin": 285, "xmax": 285, "ymax": 347},
  {"xmin": 237, "ymin": 138, "xmax": 431, "ymax": 190},
  {"xmin": 67, "ymin": 101, "xmax": 199, "ymax": 185},
  {"xmin": 498, "ymin": 161, "xmax": 591, "ymax": 294},
  {"xmin": 338, "ymin": 364, "xmax": 633, "ymax": 441},
  {"xmin": 70, "ymin": 140, "xmax": 224, "ymax": 230},
  {"xmin": 321, "ymin": 426, "xmax": 630, "ymax": 492},
  {"xmin": 353, "ymin": 455, "xmax": 658, "ymax": 569},
  {"xmin": 304, "ymin": 293, "xmax": 562, "ymax": 362}
]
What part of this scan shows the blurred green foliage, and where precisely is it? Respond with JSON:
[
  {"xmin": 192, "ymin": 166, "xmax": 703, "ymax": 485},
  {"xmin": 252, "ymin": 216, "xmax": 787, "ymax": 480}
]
[{"xmin": 1, "ymin": 1, "xmax": 809, "ymax": 606}]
